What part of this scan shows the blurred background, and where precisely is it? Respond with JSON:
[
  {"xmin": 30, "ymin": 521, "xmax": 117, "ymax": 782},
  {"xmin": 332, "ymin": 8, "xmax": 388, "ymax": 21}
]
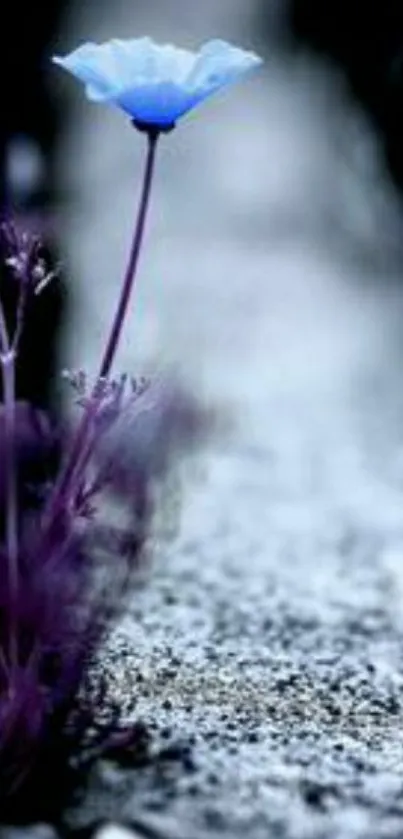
[{"xmin": 4, "ymin": 0, "xmax": 403, "ymax": 510}]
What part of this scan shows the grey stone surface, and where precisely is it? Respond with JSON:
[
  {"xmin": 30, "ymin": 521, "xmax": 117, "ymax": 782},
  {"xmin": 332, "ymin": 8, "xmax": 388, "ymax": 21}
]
[{"xmin": 66, "ymin": 403, "xmax": 403, "ymax": 838}]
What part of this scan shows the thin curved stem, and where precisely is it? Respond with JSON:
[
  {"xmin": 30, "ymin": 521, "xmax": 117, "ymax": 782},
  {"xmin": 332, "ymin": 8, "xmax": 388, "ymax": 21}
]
[
  {"xmin": 42, "ymin": 130, "xmax": 159, "ymax": 533},
  {"xmin": 0, "ymin": 304, "xmax": 18, "ymax": 669},
  {"xmin": 2, "ymin": 353, "xmax": 18, "ymax": 596},
  {"xmin": 99, "ymin": 131, "xmax": 159, "ymax": 378}
]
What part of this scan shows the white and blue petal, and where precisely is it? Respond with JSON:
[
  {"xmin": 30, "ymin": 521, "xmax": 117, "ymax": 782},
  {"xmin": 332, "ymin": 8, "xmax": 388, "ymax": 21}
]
[{"xmin": 53, "ymin": 37, "xmax": 262, "ymax": 127}]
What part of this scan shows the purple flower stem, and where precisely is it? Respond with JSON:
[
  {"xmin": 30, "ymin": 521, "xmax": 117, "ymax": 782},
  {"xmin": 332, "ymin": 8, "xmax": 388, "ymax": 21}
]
[
  {"xmin": 41, "ymin": 130, "xmax": 159, "ymax": 533},
  {"xmin": 98, "ymin": 131, "xmax": 159, "ymax": 378},
  {"xmin": 0, "ymin": 305, "xmax": 18, "ymax": 669}
]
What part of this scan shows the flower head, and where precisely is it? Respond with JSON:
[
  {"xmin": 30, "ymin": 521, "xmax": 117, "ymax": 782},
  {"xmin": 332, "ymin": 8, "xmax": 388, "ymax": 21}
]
[{"xmin": 53, "ymin": 37, "xmax": 262, "ymax": 129}]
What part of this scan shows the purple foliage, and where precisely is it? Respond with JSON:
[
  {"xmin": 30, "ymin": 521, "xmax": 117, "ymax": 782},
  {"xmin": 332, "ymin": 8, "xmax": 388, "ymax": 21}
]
[
  {"xmin": 0, "ymin": 401, "xmax": 59, "ymax": 516},
  {"xmin": 0, "ymin": 533, "xmax": 88, "ymax": 815},
  {"xmin": 100, "ymin": 376, "xmax": 206, "ymax": 504},
  {"xmin": 0, "ymin": 122, "xmax": 206, "ymax": 818},
  {"xmin": 0, "ymin": 347, "xmax": 203, "ymax": 820},
  {"xmin": 0, "ymin": 401, "xmax": 99, "ymax": 815}
]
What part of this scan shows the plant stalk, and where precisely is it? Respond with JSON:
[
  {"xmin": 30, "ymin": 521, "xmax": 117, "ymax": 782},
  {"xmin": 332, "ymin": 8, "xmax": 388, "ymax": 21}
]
[
  {"xmin": 0, "ymin": 303, "xmax": 18, "ymax": 668},
  {"xmin": 42, "ymin": 130, "xmax": 159, "ymax": 532}
]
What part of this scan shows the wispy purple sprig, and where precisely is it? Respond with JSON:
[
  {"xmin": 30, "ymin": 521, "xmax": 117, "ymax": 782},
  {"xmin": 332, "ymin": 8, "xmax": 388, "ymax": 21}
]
[
  {"xmin": 0, "ymin": 224, "xmax": 59, "ymax": 626},
  {"xmin": 1, "ymin": 223, "xmax": 58, "ymax": 353},
  {"xmin": 60, "ymin": 370, "xmax": 149, "ymax": 520}
]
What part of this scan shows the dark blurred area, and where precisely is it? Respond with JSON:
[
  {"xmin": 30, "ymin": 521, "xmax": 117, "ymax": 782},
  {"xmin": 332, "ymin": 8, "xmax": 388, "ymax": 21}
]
[
  {"xmin": 0, "ymin": 2, "xmax": 66, "ymax": 409},
  {"xmin": 0, "ymin": 3, "xmax": 65, "ymax": 210},
  {"xmin": 288, "ymin": 0, "xmax": 403, "ymax": 193}
]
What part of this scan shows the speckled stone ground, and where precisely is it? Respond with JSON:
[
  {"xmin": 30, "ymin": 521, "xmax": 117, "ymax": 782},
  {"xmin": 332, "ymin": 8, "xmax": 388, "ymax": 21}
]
[{"xmin": 59, "ymin": 387, "xmax": 403, "ymax": 839}]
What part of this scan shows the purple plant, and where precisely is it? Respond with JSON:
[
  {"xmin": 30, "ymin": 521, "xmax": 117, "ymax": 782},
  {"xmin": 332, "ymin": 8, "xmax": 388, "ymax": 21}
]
[
  {"xmin": 0, "ymin": 154, "xmax": 199, "ymax": 818},
  {"xmin": 0, "ymin": 141, "xmax": 164, "ymax": 814},
  {"xmin": 0, "ymin": 36, "xmax": 261, "ymax": 819}
]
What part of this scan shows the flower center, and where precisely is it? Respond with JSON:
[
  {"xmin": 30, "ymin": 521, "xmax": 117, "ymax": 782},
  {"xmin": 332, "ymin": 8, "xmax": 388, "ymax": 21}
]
[{"xmin": 132, "ymin": 119, "xmax": 176, "ymax": 136}]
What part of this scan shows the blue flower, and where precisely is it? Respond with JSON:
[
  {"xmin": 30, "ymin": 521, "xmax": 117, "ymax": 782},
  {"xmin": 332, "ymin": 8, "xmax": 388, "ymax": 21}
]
[{"xmin": 53, "ymin": 37, "xmax": 262, "ymax": 129}]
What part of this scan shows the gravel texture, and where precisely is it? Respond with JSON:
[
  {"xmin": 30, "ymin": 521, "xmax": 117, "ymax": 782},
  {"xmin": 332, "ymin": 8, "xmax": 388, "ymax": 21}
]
[{"xmin": 61, "ymin": 392, "xmax": 403, "ymax": 839}]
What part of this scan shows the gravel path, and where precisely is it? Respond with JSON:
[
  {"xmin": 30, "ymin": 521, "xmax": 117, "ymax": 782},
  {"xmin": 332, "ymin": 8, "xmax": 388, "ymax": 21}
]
[{"xmin": 70, "ymin": 394, "xmax": 403, "ymax": 839}]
